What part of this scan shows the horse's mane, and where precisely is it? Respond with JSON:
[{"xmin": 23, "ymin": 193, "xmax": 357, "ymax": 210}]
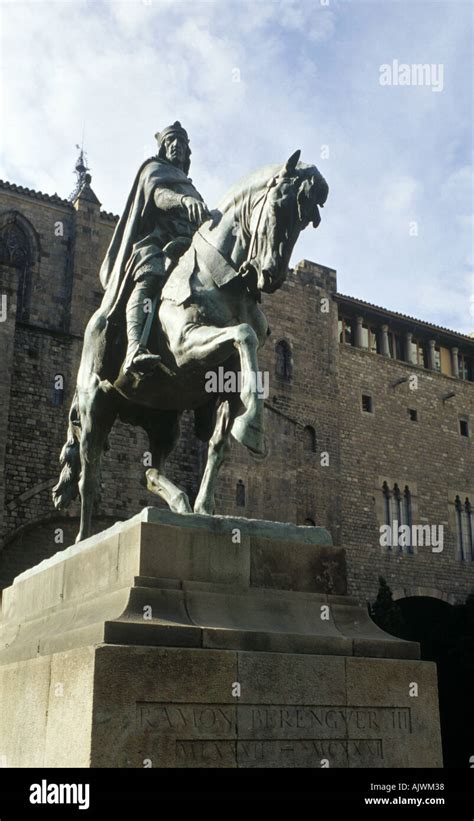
[{"xmin": 216, "ymin": 161, "xmax": 322, "ymax": 215}]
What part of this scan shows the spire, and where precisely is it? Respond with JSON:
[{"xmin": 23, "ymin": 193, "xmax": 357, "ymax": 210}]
[{"xmin": 69, "ymin": 144, "xmax": 89, "ymax": 202}]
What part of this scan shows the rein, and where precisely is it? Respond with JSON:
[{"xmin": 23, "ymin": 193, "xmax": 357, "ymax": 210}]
[{"xmin": 245, "ymin": 175, "xmax": 278, "ymax": 266}]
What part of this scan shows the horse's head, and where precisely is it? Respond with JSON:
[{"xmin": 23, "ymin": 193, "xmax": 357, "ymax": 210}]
[{"xmin": 242, "ymin": 150, "xmax": 329, "ymax": 295}]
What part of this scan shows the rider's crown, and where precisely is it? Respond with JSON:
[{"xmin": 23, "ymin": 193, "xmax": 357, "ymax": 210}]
[{"xmin": 155, "ymin": 121, "xmax": 189, "ymax": 146}]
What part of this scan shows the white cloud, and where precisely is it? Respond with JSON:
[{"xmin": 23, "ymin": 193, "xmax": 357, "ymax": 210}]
[{"xmin": 381, "ymin": 175, "xmax": 422, "ymax": 212}]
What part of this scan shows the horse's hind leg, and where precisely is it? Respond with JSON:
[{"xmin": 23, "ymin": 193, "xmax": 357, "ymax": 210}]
[
  {"xmin": 76, "ymin": 380, "xmax": 116, "ymax": 543},
  {"xmin": 194, "ymin": 398, "xmax": 235, "ymax": 515},
  {"xmin": 144, "ymin": 411, "xmax": 192, "ymax": 513}
]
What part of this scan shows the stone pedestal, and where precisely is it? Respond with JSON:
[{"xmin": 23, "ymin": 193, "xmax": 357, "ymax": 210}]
[{"xmin": 0, "ymin": 509, "xmax": 442, "ymax": 768}]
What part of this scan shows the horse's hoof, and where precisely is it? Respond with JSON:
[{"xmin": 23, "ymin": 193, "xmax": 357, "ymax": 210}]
[
  {"xmin": 194, "ymin": 502, "xmax": 214, "ymax": 515},
  {"xmin": 146, "ymin": 468, "xmax": 160, "ymax": 493},
  {"xmin": 146, "ymin": 470, "xmax": 193, "ymax": 513},
  {"xmin": 231, "ymin": 416, "xmax": 265, "ymax": 455},
  {"xmin": 170, "ymin": 492, "xmax": 193, "ymax": 514}
]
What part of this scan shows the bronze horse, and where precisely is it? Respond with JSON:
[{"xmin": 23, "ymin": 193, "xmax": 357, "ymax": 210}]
[{"xmin": 52, "ymin": 151, "xmax": 328, "ymax": 542}]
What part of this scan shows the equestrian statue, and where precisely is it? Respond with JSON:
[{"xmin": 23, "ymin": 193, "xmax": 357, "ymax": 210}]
[{"xmin": 52, "ymin": 121, "xmax": 329, "ymax": 542}]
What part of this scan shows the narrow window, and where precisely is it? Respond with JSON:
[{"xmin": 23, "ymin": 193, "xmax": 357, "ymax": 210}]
[
  {"xmin": 383, "ymin": 481, "xmax": 393, "ymax": 550},
  {"xmin": 393, "ymin": 484, "xmax": 402, "ymax": 553},
  {"xmin": 455, "ymin": 496, "xmax": 466, "ymax": 561},
  {"xmin": 466, "ymin": 498, "xmax": 474, "ymax": 561},
  {"xmin": 362, "ymin": 394, "xmax": 373, "ymax": 413},
  {"xmin": 275, "ymin": 340, "xmax": 292, "ymax": 380},
  {"xmin": 303, "ymin": 425, "xmax": 316, "ymax": 453},
  {"xmin": 454, "ymin": 496, "xmax": 474, "ymax": 561},
  {"xmin": 403, "ymin": 486, "xmax": 413, "ymax": 554},
  {"xmin": 460, "ymin": 418, "xmax": 469, "ymax": 437},
  {"xmin": 236, "ymin": 479, "xmax": 246, "ymax": 507}
]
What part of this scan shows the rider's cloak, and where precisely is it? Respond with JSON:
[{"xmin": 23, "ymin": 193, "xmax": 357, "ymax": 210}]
[{"xmin": 99, "ymin": 157, "xmax": 204, "ymax": 324}]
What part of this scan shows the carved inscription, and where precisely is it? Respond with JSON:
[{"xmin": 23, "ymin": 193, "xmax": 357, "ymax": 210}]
[
  {"xmin": 137, "ymin": 703, "xmax": 235, "ymax": 736},
  {"xmin": 136, "ymin": 703, "xmax": 411, "ymax": 739},
  {"xmin": 240, "ymin": 705, "xmax": 411, "ymax": 736},
  {"xmin": 175, "ymin": 738, "xmax": 384, "ymax": 767},
  {"xmin": 135, "ymin": 703, "xmax": 410, "ymax": 766}
]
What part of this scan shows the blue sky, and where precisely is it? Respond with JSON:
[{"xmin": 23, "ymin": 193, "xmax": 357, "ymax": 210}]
[{"xmin": 1, "ymin": 0, "xmax": 473, "ymax": 332}]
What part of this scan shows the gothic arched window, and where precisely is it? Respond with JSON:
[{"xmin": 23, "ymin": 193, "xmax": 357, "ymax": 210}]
[
  {"xmin": 0, "ymin": 212, "xmax": 38, "ymax": 321},
  {"xmin": 393, "ymin": 483, "xmax": 402, "ymax": 527},
  {"xmin": 275, "ymin": 339, "xmax": 292, "ymax": 380},
  {"xmin": 403, "ymin": 486, "xmax": 413, "ymax": 554},
  {"xmin": 382, "ymin": 481, "xmax": 413, "ymax": 554}
]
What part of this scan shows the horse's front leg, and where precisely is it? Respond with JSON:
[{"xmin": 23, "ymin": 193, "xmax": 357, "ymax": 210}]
[
  {"xmin": 161, "ymin": 302, "xmax": 265, "ymax": 454},
  {"xmin": 230, "ymin": 323, "xmax": 265, "ymax": 454},
  {"xmin": 194, "ymin": 398, "xmax": 236, "ymax": 515}
]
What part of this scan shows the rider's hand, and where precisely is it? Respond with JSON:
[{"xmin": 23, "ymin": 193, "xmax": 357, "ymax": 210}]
[
  {"xmin": 239, "ymin": 261, "xmax": 259, "ymax": 297},
  {"xmin": 182, "ymin": 196, "xmax": 210, "ymax": 226}
]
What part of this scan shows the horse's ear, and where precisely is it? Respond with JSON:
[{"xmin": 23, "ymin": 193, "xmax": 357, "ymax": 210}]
[{"xmin": 281, "ymin": 149, "xmax": 301, "ymax": 177}]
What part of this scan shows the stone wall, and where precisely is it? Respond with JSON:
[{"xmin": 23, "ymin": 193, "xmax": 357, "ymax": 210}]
[{"xmin": 337, "ymin": 343, "xmax": 474, "ymax": 603}]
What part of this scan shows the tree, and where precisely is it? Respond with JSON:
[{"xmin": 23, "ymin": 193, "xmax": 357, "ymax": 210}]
[{"xmin": 369, "ymin": 576, "xmax": 407, "ymax": 637}]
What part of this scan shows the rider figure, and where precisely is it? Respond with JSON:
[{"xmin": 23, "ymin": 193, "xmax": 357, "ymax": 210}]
[{"xmin": 99, "ymin": 121, "xmax": 210, "ymax": 375}]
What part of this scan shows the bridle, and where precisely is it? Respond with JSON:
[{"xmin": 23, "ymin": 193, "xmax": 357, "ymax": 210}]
[{"xmin": 193, "ymin": 172, "xmax": 296, "ymax": 293}]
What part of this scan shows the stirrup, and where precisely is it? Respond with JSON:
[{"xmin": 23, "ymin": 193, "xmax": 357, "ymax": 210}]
[{"xmin": 125, "ymin": 346, "xmax": 161, "ymax": 375}]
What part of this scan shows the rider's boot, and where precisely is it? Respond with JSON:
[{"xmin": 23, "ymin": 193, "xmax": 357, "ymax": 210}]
[{"xmin": 124, "ymin": 277, "xmax": 162, "ymax": 375}]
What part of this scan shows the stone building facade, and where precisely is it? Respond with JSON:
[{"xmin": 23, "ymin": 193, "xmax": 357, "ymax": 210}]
[{"xmin": 0, "ymin": 175, "xmax": 473, "ymax": 608}]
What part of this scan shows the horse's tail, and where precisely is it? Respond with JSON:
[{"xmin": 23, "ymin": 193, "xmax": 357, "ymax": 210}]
[{"xmin": 52, "ymin": 390, "xmax": 81, "ymax": 510}]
